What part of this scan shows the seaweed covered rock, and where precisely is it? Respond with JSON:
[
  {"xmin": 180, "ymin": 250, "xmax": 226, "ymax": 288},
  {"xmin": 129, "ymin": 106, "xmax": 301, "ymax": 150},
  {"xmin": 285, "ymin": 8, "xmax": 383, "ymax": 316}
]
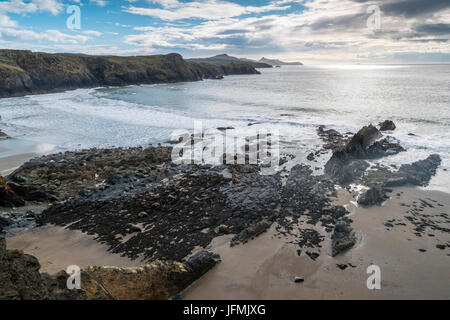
[
  {"xmin": 331, "ymin": 220, "xmax": 357, "ymax": 257},
  {"xmin": 0, "ymin": 175, "xmax": 25, "ymax": 207}
]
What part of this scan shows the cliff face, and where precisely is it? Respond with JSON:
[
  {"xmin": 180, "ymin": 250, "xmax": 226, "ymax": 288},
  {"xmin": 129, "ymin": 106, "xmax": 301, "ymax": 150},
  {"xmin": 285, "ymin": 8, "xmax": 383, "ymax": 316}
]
[{"xmin": 0, "ymin": 50, "xmax": 260, "ymax": 98}]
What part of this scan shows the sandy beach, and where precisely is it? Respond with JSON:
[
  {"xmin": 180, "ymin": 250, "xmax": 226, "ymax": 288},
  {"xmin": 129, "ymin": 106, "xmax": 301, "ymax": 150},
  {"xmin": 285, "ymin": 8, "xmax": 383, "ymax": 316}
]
[
  {"xmin": 184, "ymin": 186, "xmax": 450, "ymax": 300},
  {"xmin": 6, "ymin": 224, "xmax": 144, "ymax": 274}
]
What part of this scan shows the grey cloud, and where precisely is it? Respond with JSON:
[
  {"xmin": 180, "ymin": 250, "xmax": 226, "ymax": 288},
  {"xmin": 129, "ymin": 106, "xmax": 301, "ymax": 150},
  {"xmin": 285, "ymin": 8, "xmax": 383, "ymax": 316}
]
[
  {"xmin": 380, "ymin": 0, "xmax": 450, "ymax": 18},
  {"xmin": 414, "ymin": 23, "xmax": 450, "ymax": 35}
]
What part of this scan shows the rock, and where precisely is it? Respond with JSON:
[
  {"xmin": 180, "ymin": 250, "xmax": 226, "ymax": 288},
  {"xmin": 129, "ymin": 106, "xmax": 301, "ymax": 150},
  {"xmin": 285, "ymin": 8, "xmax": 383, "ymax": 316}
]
[
  {"xmin": 331, "ymin": 220, "xmax": 356, "ymax": 257},
  {"xmin": 396, "ymin": 154, "xmax": 441, "ymax": 187},
  {"xmin": 307, "ymin": 153, "xmax": 315, "ymax": 161},
  {"xmin": 306, "ymin": 251, "xmax": 320, "ymax": 261},
  {"xmin": 230, "ymin": 219, "xmax": 272, "ymax": 246},
  {"xmin": 81, "ymin": 251, "xmax": 220, "ymax": 300},
  {"xmin": 348, "ymin": 124, "xmax": 382, "ymax": 152},
  {"xmin": 336, "ymin": 264, "xmax": 348, "ymax": 270},
  {"xmin": 0, "ymin": 240, "xmax": 83, "ymax": 300},
  {"xmin": 317, "ymin": 126, "xmax": 347, "ymax": 151},
  {"xmin": 0, "ymin": 129, "xmax": 8, "ymax": 140},
  {"xmin": 294, "ymin": 277, "xmax": 304, "ymax": 283},
  {"xmin": 357, "ymin": 186, "xmax": 386, "ymax": 206},
  {"xmin": 337, "ymin": 160, "xmax": 369, "ymax": 185},
  {"xmin": 0, "ymin": 215, "xmax": 12, "ymax": 234},
  {"xmin": 379, "ymin": 120, "xmax": 396, "ymax": 131},
  {"xmin": 214, "ymin": 224, "xmax": 229, "ymax": 235},
  {"xmin": 324, "ymin": 124, "xmax": 405, "ymax": 184},
  {"xmin": 138, "ymin": 211, "xmax": 148, "ymax": 218},
  {"xmin": 0, "ymin": 176, "xmax": 25, "ymax": 207},
  {"xmin": 217, "ymin": 127, "xmax": 235, "ymax": 131}
]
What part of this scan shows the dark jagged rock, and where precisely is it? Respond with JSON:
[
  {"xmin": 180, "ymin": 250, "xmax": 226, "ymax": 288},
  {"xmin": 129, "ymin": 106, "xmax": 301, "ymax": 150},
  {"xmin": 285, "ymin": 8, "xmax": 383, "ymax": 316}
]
[
  {"xmin": 379, "ymin": 120, "xmax": 396, "ymax": 131},
  {"xmin": 317, "ymin": 126, "xmax": 347, "ymax": 151},
  {"xmin": 363, "ymin": 154, "xmax": 442, "ymax": 189},
  {"xmin": 331, "ymin": 220, "xmax": 357, "ymax": 257},
  {"xmin": 394, "ymin": 154, "xmax": 442, "ymax": 187},
  {"xmin": 324, "ymin": 124, "xmax": 405, "ymax": 184}
]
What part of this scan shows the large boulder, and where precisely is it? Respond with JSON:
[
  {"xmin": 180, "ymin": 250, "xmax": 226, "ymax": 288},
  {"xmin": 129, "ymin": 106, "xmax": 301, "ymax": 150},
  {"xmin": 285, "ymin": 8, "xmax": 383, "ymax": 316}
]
[{"xmin": 379, "ymin": 120, "xmax": 396, "ymax": 131}]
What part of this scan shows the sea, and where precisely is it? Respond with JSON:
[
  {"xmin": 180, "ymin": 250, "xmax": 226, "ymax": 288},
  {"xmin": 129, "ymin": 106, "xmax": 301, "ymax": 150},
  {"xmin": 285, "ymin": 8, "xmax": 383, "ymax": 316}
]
[{"xmin": 0, "ymin": 64, "xmax": 449, "ymax": 192}]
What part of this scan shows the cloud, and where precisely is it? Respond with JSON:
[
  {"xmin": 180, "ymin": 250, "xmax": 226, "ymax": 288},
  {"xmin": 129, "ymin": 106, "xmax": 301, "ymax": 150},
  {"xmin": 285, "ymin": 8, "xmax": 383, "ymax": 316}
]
[
  {"xmin": 0, "ymin": 27, "xmax": 91, "ymax": 44},
  {"xmin": 124, "ymin": 0, "xmax": 290, "ymax": 21},
  {"xmin": 0, "ymin": 0, "xmax": 63, "ymax": 15},
  {"xmin": 414, "ymin": 23, "xmax": 450, "ymax": 36}
]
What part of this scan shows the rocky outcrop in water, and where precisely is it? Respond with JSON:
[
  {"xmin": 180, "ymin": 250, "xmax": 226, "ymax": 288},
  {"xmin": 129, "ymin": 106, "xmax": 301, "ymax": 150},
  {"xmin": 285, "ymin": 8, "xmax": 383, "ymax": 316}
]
[
  {"xmin": 0, "ymin": 50, "xmax": 260, "ymax": 98},
  {"xmin": 324, "ymin": 124, "xmax": 406, "ymax": 184},
  {"xmin": 379, "ymin": 120, "xmax": 396, "ymax": 131}
]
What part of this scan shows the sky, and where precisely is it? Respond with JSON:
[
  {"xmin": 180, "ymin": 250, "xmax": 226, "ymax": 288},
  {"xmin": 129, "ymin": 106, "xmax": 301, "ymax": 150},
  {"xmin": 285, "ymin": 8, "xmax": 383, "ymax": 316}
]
[{"xmin": 0, "ymin": 0, "xmax": 449, "ymax": 64}]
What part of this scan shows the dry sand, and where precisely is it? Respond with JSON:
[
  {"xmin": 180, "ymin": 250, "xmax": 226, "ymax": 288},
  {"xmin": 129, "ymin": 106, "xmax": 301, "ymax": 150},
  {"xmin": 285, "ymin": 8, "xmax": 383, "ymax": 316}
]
[{"xmin": 184, "ymin": 186, "xmax": 450, "ymax": 300}]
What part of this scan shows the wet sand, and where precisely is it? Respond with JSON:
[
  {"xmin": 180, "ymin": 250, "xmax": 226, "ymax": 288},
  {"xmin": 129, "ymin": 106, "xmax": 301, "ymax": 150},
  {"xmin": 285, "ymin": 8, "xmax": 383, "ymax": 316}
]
[
  {"xmin": 184, "ymin": 186, "xmax": 450, "ymax": 300},
  {"xmin": 6, "ymin": 225, "xmax": 144, "ymax": 274},
  {"xmin": 0, "ymin": 153, "xmax": 35, "ymax": 176},
  {"xmin": 2, "ymin": 143, "xmax": 449, "ymax": 298}
]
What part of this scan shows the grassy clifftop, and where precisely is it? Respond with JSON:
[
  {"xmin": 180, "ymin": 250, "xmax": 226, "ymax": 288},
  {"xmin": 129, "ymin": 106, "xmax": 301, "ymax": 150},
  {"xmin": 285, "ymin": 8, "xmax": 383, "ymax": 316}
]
[{"xmin": 0, "ymin": 50, "xmax": 259, "ymax": 98}]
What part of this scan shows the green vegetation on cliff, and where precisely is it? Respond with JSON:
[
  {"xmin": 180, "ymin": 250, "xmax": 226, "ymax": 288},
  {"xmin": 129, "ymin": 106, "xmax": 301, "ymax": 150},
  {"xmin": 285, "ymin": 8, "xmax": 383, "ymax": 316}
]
[{"xmin": 0, "ymin": 50, "xmax": 260, "ymax": 98}]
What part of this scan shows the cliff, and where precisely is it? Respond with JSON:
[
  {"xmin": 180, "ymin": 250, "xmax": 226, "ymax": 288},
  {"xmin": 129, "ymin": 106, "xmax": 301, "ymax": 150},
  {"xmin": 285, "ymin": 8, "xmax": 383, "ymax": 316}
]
[
  {"xmin": 188, "ymin": 54, "xmax": 272, "ymax": 68},
  {"xmin": 259, "ymin": 57, "xmax": 303, "ymax": 66},
  {"xmin": 0, "ymin": 50, "xmax": 260, "ymax": 98}
]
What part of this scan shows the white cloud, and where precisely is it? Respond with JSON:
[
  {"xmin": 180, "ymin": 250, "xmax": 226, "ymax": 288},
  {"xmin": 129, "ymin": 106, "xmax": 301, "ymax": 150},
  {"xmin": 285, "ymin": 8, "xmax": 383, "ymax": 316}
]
[
  {"xmin": 124, "ymin": 0, "xmax": 290, "ymax": 21},
  {"xmin": 0, "ymin": 27, "xmax": 91, "ymax": 44}
]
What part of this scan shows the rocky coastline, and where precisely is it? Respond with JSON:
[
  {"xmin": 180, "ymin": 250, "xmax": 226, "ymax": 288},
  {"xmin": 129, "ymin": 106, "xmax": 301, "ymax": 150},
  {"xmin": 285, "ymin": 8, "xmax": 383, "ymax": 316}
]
[
  {"xmin": 0, "ymin": 50, "xmax": 260, "ymax": 98},
  {"xmin": 0, "ymin": 120, "xmax": 447, "ymax": 299}
]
